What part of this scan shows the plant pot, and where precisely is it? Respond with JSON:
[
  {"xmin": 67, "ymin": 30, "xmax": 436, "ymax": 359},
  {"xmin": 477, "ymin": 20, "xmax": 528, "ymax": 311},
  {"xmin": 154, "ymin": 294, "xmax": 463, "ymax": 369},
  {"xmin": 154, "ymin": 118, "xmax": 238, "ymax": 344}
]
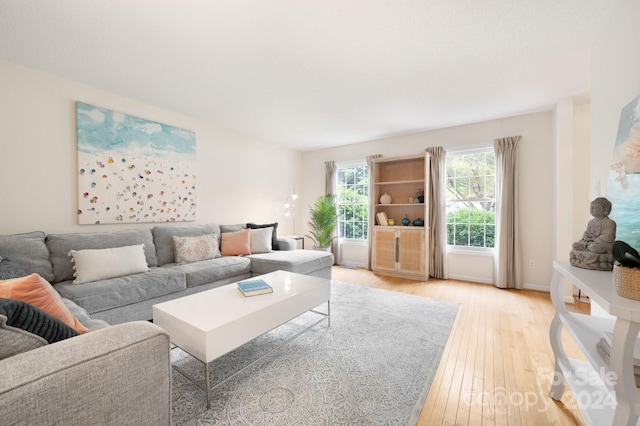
[{"xmin": 313, "ymin": 246, "xmax": 332, "ymax": 252}]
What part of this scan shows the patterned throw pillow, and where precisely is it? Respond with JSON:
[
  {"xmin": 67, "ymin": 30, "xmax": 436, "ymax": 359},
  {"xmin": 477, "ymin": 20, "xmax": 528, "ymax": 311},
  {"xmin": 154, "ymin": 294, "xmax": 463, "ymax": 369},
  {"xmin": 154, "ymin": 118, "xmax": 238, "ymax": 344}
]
[{"xmin": 173, "ymin": 234, "xmax": 220, "ymax": 265}]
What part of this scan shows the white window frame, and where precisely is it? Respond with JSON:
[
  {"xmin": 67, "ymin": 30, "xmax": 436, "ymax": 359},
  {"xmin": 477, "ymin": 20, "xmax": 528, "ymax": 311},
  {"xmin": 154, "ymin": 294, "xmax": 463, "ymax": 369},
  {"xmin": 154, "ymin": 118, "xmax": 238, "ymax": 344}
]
[
  {"xmin": 445, "ymin": 143, "xmax": 496, "ymax": 253},
  {"xmin": 336, "ymin": 159, "xmax": 369, "ymax": 244}
]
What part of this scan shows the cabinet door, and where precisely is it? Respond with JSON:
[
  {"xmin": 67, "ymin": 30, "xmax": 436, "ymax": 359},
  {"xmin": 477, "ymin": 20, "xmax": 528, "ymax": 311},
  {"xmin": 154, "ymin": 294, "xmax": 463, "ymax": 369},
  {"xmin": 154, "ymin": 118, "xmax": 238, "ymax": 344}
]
[
  {"xmin": 398, "ymin": 228, "xmax": 425, "ymax": 274},
  {"xmin": 372, "ymin": 229, "xmax": 397, "ymax": 272}
]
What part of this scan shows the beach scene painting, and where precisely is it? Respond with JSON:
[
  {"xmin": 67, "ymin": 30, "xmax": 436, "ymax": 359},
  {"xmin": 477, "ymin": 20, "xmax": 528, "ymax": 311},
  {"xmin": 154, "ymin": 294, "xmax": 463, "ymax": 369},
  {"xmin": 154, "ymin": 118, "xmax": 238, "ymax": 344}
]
[
  {"xmin": 607, "ymin": 94, "xmax": 640, "ymax": 250},
  {"xmin": 76, "ymin": 102, "xmax": 196, "ymax": 224}
]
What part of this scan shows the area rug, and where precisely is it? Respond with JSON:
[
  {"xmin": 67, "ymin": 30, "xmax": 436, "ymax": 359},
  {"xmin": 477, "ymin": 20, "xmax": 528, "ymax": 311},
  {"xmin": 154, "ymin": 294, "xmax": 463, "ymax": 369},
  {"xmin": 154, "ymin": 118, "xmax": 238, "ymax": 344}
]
[{"xmin": 171, "ymin": 281, "xmax": 459, "ymax": 425}]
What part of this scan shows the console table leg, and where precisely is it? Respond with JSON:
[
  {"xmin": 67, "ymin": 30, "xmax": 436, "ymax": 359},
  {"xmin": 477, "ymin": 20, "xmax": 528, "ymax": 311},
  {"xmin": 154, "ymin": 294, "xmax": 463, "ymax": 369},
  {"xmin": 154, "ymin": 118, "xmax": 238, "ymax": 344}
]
[
  {"xmin": 611, "ymin": 319, "xmax": 640, "ymax": 426},
  {"xmin": 549, "ymin": 312, "xmax": 568, "ymax": 400}
]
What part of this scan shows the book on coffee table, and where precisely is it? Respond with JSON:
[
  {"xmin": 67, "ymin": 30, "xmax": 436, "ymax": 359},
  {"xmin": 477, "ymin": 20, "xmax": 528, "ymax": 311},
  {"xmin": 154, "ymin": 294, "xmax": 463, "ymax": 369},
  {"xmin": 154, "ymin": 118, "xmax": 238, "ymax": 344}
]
[{"xmin": 237, "ymin": 279, "xmax": 273, "ymax": 297}]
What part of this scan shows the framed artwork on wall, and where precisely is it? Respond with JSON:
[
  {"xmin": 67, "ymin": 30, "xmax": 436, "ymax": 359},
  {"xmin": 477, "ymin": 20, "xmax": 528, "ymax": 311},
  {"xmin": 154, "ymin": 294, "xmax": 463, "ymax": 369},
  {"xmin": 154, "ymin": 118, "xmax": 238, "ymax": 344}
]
[
  {"xmin": 607, "ymin": 94, "xmax": 640, "ymax": 250},
  {"xmin": 76, "ymin": 102, "xmax": 196, "ymax": 224}
]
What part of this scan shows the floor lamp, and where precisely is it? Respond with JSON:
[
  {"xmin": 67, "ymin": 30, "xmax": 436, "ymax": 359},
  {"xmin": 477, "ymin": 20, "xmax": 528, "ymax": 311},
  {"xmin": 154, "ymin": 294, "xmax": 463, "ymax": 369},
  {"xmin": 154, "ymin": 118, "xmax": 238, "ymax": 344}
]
[{"xmin": 284, "ymin": 189, "xmax": 298, "ymax": 236}]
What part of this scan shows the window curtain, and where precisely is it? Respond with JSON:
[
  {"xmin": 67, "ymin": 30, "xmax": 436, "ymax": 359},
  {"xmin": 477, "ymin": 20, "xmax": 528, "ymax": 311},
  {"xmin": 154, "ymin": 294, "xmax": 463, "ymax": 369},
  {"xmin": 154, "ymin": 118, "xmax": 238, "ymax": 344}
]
[
  {"xmin": 425, "ymin": 147, "xmax": 447, "ymax": 279},
  {"xmin": 366, "ymin": 154, "xmax": 382, "ymax": 269},
  {"xmin": 493, "ymin": 136, "xmax": 522, "ymax": 289},
  {"xmin": 325, "ymin": 161, "xmax": 339, "ymax": 265}
]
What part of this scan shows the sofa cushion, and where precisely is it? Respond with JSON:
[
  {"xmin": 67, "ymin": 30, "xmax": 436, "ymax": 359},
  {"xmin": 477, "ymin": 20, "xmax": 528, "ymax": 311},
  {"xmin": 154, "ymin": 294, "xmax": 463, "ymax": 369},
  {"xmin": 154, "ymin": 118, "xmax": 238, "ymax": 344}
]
[
  {"xmin": 69, "ymin": 244, "xmax": 149, "ymax": 284},
  {"xmin": 54, "ymin": 267, "xmax": 186, "ymax": 315},
  {"xmin": 0, "ymin": 274, "xmax": 89, "ymax": 334},
  {"xmin": 0, "ymin": 298, "xmax": 78, "ymax": 344},
  {"xmin": 0, "ymin": 231, "xmax": 54, "ymax": 282},
  {"xmin": 220, "ymin": 223, "xmax": 246, "ymax": 233},
  {"xmin": 47, "ymin": 229, "xmax": 158, "ymax": 283},
  {"xmin": 152, "ymin": 224, "xmax": 220, "ymax": 266},
  {"xmin": 0, "ymin": 258, "xmax": 28, "ymax": 280},
  {"xmin": 163, "ymin": 256, "xmax": 251, "ymax": 288},
  {"xmin": 173, "ymin": 234, "xmax": 220, "ymax": 264},
  {"xmin": 62, "ymin": 297, "xmax": 110, "ymax": 330},
  {"xmin": 247, "ymin": 222, "xmax": 280, "ymax": 250},
  {"xmin": 247, "ymin": 250, "xmax": 334, "ymax": 276}
]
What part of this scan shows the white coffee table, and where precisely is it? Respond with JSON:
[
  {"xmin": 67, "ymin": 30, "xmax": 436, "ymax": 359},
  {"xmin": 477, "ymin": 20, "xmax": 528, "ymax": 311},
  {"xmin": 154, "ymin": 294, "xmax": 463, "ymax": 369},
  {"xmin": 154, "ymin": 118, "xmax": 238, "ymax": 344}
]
[{"xmin": 152, "ymin": 270, "xmax": 331, "ymax": 407}]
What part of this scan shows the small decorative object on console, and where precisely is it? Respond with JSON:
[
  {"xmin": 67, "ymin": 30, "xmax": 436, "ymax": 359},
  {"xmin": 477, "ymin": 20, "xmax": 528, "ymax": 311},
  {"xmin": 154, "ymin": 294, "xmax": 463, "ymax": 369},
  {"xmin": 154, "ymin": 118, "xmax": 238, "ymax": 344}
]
[
  {"xmin": 569, "ymin": 197, "xmax": 616, "ymax": 270},
  {"xmin": 613, "ymin": 240, "xmax": 640, "ymax": 300},
  {"xmin": 237, "ymin": 278, "xmax": 273, "ymax": 297},
  {"xmin": 401, "ymin": 214, "xmax": 411, "ymax": 226},
  {"xmin": 412, "ymin": 218, "xmax": 424, "ymax": 227}
]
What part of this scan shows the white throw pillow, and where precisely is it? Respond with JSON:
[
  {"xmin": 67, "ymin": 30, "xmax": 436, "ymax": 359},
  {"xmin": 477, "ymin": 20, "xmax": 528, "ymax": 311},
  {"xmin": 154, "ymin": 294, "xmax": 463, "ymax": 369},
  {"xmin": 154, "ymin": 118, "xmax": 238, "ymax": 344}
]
[
  {"xmin": 69, "ymin": 244, "xmax": 149, "ymax": 284},
  {"xmin": 250, "ymin": 227, "xmax": 274, "ymax": 254}
]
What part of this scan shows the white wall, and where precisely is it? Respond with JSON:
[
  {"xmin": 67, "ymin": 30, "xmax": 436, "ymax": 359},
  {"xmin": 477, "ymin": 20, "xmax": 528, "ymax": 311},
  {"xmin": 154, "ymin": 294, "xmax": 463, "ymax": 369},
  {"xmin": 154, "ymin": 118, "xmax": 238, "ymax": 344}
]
[
  {"xmin": 0, "ymin": 60, "xmax": 302, "ymax": 235},
  {"xmin": 591, "ymin": 0, "xmax": 640, "ymax": 198},
  {"xmin": 301, "ymin": 111, "xmax": 559, "ymax": 289}
]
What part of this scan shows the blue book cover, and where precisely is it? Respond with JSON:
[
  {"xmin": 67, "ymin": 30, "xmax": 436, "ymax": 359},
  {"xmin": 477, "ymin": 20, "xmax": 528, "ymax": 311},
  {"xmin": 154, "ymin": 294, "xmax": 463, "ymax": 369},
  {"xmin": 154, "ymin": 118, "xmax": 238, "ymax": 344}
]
[{"xmin": 237, "ymin": 279, "xmax": 273, "ymax": 296}]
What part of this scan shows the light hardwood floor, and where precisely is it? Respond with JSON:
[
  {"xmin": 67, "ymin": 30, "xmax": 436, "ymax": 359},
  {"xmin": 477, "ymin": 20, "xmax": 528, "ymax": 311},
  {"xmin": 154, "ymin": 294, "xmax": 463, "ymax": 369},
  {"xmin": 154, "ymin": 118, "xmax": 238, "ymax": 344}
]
[{"xmin": 331, "ymin": 266, "xmax": 591, "ymax": 426}]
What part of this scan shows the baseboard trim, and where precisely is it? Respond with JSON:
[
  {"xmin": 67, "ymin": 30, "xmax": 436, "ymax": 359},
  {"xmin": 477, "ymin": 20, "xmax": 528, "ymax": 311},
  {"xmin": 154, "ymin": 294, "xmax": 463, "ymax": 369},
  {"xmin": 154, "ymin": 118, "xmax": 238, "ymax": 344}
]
[
  {"xmin": 523, "ymin": 283, "xmax": 550, "ymax": 292},
  {"xmin": 447, "ymin": 274, "xmax": 493, "ymax": 284}
]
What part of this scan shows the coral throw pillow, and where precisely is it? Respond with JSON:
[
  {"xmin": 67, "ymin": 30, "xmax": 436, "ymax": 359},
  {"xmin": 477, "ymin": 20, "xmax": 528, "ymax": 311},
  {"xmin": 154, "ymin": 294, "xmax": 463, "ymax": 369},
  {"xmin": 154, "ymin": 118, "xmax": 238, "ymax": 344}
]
[
  {"xmin": 220, "ymin": 230, "xmax": 251, "ymax": 256},
  {"xmin": 0, "ymin": 274, "xmax": 89, "ymax": 334}
]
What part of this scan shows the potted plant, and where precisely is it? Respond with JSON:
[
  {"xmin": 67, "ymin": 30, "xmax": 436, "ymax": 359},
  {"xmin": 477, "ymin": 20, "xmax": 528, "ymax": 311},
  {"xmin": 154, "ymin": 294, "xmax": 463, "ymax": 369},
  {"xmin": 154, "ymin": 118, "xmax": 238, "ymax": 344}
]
[{"xmin": 306, "ymin": 194, "xmax": 338, "ymax": 251}]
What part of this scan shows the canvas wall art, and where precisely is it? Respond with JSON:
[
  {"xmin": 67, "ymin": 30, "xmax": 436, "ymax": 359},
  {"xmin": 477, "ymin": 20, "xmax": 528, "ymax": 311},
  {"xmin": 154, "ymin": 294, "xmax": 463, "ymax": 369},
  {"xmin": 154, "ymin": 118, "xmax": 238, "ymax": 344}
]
[
  {"xmin": 76, "ymin": 102, "xmax": 196, "ymax": 224},
  {"xmin": 607, "ymin": 94, "xmax": 640, "ymax": 249}
]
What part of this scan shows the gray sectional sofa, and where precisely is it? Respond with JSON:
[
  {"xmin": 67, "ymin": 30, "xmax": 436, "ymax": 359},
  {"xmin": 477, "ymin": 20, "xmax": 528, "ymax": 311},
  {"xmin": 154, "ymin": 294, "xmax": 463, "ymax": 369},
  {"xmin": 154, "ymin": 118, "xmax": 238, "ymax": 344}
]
[
  {"xmin": 0, "ymin": 223, "xmax": 333, "ymax": 425},
  {"xmin": 0, "ymin": 223, "xmax": 333, "ymax": 324}
]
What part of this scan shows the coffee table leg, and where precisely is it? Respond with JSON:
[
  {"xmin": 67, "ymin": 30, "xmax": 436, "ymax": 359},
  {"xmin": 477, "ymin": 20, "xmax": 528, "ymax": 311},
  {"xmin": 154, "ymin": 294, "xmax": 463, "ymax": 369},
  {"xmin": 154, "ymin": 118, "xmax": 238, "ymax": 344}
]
[
  {"xmin": 327, "ymin": 300, "xmax": 331, "ymax": 327},
  {"xmin": 205, "ymin": 361, "xmax": 211, "ymax": 409}
]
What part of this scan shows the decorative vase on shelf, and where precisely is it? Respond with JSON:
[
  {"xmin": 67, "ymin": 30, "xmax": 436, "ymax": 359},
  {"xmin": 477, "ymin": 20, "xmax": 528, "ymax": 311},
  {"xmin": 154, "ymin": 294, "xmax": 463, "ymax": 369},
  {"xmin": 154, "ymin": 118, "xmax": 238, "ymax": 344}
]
[
  {"xmin": 401, "ymin": 214, "xmax": 410, "ymax": 226},
  {"xmin": 412, "ymin": 218, "xmax": 424, "ymax": 227},
  {"xmin": 380, "ymin": 192, "xmax": 392, "ymax": 205}
]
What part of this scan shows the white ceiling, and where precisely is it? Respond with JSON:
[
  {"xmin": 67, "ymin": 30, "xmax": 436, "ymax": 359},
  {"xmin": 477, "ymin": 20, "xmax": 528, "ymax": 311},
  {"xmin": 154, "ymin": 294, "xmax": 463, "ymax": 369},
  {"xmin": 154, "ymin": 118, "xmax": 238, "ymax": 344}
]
[{"xmin": 0, "ymin": 1, "xmax": 615, "ymax": 151}]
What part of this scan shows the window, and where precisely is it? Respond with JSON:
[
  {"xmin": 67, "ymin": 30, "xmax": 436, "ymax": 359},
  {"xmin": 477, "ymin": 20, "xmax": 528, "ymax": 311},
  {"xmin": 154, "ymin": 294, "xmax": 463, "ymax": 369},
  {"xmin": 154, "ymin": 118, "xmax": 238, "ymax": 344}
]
[
  {"xmin": 337, "ymin": 162, "xmax": 369, "ymax": 240},
  {"xmin": 446, "ymin": 146, "xmax": 496, "ymax": 248}
]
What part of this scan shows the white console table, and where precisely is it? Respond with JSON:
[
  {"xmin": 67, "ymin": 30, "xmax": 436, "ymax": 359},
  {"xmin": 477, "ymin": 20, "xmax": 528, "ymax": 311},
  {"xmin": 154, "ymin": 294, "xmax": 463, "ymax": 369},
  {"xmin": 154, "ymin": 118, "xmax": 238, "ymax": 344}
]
[{"xmin": 549, "ymin": 261, "xmax": 640, "ymax": 425}]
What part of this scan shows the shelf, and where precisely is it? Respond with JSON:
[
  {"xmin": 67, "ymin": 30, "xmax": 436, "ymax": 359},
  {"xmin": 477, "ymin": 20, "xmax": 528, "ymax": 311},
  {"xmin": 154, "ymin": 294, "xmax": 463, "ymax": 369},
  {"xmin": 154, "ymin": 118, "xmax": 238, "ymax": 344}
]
[
  {"xmin": 559, "ymin": 311, "xmax": 615, "ymax": 391},
  {"xmin": 375, "ymin": 179, "xmax": 424, "ymax": 185},
  {"xmin": 376, "ymin": 203, "xmax": 425, "ymax": 207},
  {"xmin": 557, "ymin": 358, "xmax": 616, "ymax": 426},
  {"xmin": 374, "ymin": 225, "xmax": 426, "ymax": 229}
]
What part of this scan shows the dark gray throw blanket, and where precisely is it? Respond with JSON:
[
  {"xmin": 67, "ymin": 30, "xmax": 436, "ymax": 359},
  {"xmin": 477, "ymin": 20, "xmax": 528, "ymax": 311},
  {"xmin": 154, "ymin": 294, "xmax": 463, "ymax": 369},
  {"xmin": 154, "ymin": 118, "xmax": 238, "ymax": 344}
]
[{"xmin": 0, "ymin": 298, "xmax": 79, "ymax": 343}]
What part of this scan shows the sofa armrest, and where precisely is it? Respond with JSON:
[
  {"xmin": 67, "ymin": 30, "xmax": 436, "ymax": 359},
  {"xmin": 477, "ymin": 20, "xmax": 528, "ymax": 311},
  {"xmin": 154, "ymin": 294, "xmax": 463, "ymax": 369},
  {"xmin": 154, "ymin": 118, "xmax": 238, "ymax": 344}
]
[
  {"xmin": 0, "ymin": 321, "xmax": 171, "ymax": 426},
  {"xmin": 277, "ymin": 237, "xmax": 297, "ymax": 251}
]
